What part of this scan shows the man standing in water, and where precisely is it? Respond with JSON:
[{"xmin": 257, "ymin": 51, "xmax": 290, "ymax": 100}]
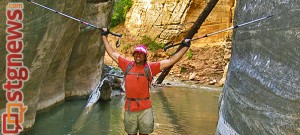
[{"xmin": 101, "ymin": 28, "xmax": 190, "ymax": 135}]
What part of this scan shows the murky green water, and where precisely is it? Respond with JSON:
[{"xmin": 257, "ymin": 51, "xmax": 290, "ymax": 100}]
[{"xmin": 25, "ymin": 86, "xmax": 221, "ymax": 135}]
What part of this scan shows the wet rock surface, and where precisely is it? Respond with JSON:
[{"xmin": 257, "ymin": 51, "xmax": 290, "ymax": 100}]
[
  {"xmin": 98, "ymin": 65, "xmax": 125, "ymax": 100},
  {"xmin": 0, "ymin": 0, "xmax": 114, "ymax": 129},
  {"xmin": 99, "ymin": 80, "xmax": 112, "ymax": 100},
  {"xmin": 217, "ymin": 0, "xmax": 300, "ymax": 134}
]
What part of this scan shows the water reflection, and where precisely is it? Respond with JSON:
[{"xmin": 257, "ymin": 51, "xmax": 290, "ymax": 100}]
[
  {"xmin": 152, "ymin": 87, "xmax": 221, "ymax": 135},
  {"xmin": 26, "ymin": 86, "xmax": 221, "ymax": 135}
]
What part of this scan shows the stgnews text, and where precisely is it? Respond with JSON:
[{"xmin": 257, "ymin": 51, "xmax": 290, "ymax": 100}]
[{"xmin": 2, "ymin": 2, "xmax": 29, "ymax": 134}]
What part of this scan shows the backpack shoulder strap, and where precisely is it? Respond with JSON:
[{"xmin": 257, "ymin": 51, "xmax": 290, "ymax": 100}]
[
  {"xmin": 144, "ymin": 63, "xmax": 154, "ymax": 90},
  {"xmin": 124, "ymin": 61, "xmax": 134, "ymax": 77},
  {"xmin": 144, "ymin": 63, "xmax": 151, "ymax": 82},
  {"xmin": 124, "ymin": 62, "xmax": 152, "ymax": 83}
]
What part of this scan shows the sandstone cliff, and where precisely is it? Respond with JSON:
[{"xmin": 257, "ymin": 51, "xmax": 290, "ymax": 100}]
[
  {"xmin": 113, "ymin": 0, "xmax": 235, "ymax": 85},
  {"xmin": 125, "ymin": 0, "xmax": 235, "ymax": 45},
  {"xmin": 2, "ymin": 0, "xmax": 298, "ymax": 134},
  {"xmin": 217, "ymin": 0, "xmax": 300, "ymax": 134},
  {"xmin": 0, "ymin": 0, "xmax": 113, "ymax": 129}
]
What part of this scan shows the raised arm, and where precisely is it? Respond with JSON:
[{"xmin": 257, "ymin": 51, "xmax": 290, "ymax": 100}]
[
  {"xmin": 101, "ymin": 28, "xmax": 120, "ymax": 64},
  {"xmin": 159, "ymin": 39, "xmax": 190, "ymax": 70}
]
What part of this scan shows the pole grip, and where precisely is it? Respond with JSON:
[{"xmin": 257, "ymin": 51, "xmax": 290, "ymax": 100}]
[
  {"xmin": 109, "ymin": 32, "xmax": 122, "ymax": 37},
  {"xmin": 163, "ymin": 43, "xmax": 181, "ymax": 52}
]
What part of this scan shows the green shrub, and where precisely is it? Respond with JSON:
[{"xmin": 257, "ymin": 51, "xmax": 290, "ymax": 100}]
[
  {"xmin": 111, "ymin": 0, "xmax": 132, "ymax": 28},
  {"xmin": 140, "ymin": 36, "xmax": 164, "ymax": 51},
  {"xmin": 120, "ymin": 43, "xmax": 131, "ymax": 52},
  {"xmin": 180, "ymin": 67, "xmax": 188, "ymax": 73},
  {"xmin": 187, "ymin": 50, "xmax": 193, "ymax": 59}
]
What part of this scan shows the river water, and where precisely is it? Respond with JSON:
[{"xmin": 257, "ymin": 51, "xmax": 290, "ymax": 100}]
[{"xmin": 26, "ymin": 85, "xmax": 221, "ymax": 135}]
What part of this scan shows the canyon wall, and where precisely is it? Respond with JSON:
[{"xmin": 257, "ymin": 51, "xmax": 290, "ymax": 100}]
[
  {"xmin": 125, "ymin": 0, "xmax": 235, "ymax": 45},
  {"xmin": 217, "ymin": 0, "xmax": 300, "ymax": 134},
  {"xmin": 0, "ymin": 0, "xmax": 113, "ymax": 129}
]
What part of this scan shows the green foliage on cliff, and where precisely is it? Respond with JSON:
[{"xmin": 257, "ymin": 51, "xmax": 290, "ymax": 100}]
[
  {"xmin": 187, "ymin": 50, "xmax": 193, "ymax": 59},
  {"xmin": 111, "ymin": 0, "xmax": 132, "ymax": 28},
  {"xmin": 140, "ymin": 36, "xmax": 164, "ymax": 51},
  {"xmin": 120, "ymin": 43, "xmax": 131, "ymax": 53}
]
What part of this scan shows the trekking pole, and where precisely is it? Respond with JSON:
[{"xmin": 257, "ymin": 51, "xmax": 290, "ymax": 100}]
[
  {"xmin": 164, "ymin": 14, "xmax": 274, "ymax": 51},
  {"xmin": 26, "ymin": 0, "xmax": 122, "ymax": 37}
]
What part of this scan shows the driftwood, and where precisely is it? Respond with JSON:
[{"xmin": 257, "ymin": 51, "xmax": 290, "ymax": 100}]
[{"xmin": 155, "ymin": 0, "xmax": 219, "ymax": 84}]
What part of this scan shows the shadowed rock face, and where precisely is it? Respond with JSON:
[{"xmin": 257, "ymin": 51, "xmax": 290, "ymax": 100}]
[
  {"xmin": 0, "ymin": 0, "xmax": 113, "ymax": 129},
  {"xmin": 217, "ymin": 0, "xmax": 300, "ymax": 134}
]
